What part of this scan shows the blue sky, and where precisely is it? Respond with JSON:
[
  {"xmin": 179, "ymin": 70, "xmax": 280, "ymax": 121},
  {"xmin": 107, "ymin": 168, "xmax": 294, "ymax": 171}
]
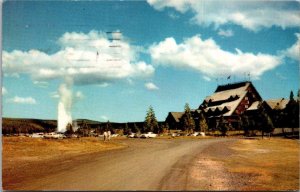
[{"xmin": 2, "ymin": 0, "xmax": 299, "ymax": 122}]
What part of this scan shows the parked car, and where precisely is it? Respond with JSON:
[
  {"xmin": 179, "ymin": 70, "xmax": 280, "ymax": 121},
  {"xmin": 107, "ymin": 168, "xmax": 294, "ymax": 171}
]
[
  {"xmin": 192, "ymin": 132, "xmax": 200, "ymax": 136},
  {"xmin": 127, "ymin": 133, "xmax": 136, "ymax": 138},
  {"xmin": 171, "ymin": 133, "xmax": 180, "ymax": 137},
  {"xmin": 111, "ymin": 134, "xmax": 119, "ymax": 138},
  {"xmin": 30, "ymin": 133, "xmax": 44, "ymax": 138},
  {"xmin": 66, "ymin": 134, "xmax": 78, "ymax": 138},
  {"xmin": 140, "ymin": 132, "xmax": 157, "ymax": 138},
  {"xmin": 199, "ymin": 132, "xmax": 206, "ymax": 136},
  {"xmin": 44, "ymin": 132, "xmax": 66, "ymax": 139}
]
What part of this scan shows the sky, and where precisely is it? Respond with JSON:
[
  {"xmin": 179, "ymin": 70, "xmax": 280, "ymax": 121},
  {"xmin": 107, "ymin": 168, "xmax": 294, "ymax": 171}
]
[{"xmin": 2, "ymin": 0, "xmax": 299, "ymax": 122}]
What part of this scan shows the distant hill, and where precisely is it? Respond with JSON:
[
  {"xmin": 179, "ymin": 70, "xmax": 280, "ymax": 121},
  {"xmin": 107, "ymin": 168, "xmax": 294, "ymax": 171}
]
[
  {"xmin": 2, "ymin": 117, "xmax": 164, "ymax": 134},
  {"xmin": 2, "ymin": 118, "xmax": 57, "ymax": 134}
]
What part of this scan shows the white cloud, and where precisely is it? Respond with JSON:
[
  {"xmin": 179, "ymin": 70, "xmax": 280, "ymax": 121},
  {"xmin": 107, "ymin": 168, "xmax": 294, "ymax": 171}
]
[
  {"xmin": 275, "ymin": 72, "xmax": 287, "ymax": 80},
  {"xmin": 145, "ymin": 82, "xmax": 159, "ymax": 90},
  {"xmin": 75, "ymin": 91, "xmax": 84, "ymax": 99},
  {"xmin": 282, "ymin": 33, "xmax": 300, "ymax": 61},
  {"xmin": 203, "ymin": 76, "xmax": 211, "ymax": 81},
  {"xmin": 100, "ymin": 115, "xmax": 108, "ymax": 121},
  {"xmin": 97, "ymin": 82, "xmax": 110, "ymax": 88},
  {"xmin": 33, "ymin": 81, "xmax": 49, "ymax": 88},
  {"xmin": 7, "ymin": 96, "xmax": 37, "ymax": 104},
  {"xmin": 217, "ymin": 29, "xmax": 234, "ymax": 37},
  {"xmin": 50, "ymin": 92, "xmax": 60, "ymax": 98},
  {"xmin": 147, "ymin": 0, "xmax": 300, "ymax": 31},
  {"xmin": 168, "ymin": 12, "xmax": 179, "ymax": 19},
  {"xmin": 3, "ymin": 30, "xmax": 155, "ymax": 85},
  {"xmin": 149, "ymin": 35, "xmax": 281, "ymax": 79},
  {"xmin": 2, "ymin": 87, "xmax": 7, "ymax": 95}
]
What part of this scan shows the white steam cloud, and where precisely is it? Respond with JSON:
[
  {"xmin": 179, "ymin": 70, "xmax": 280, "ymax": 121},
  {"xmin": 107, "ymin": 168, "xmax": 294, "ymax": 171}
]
[
  {"xmin": 3, "ymin": 30, "xmax": 154, "ymax": 132},
  {"xmin": 57, "ymin": 79, "xmax": 73, "ymax": 132}
]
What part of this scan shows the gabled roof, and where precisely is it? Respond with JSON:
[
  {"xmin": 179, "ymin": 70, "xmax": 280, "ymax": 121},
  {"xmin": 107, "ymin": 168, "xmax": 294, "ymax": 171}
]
[
  {"xmin": 205, "ymin": 91, "xmax": 247, "ymax": 116},
  {"xmin": 202, "ymin": 82, "xmax": 250, "ymax": 116},
  {"xmin": 265, "ymin": 98, "xmax": 289, "ymax": 110},
  {"xmin": 247, "ymin": 101, "xmax": 260, "ymax": 111},
  {"xmin": 169, "ymin": 112, "xmax": 184, "ymax": 122},
  {"xmin": 204, "ymin": 82, "xmax": 250, "ymax": 103}
]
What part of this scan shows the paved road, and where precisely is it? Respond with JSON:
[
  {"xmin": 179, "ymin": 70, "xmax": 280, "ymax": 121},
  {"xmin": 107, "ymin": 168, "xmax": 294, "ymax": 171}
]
[{"xmin": 16, "ymin": 138, "xmax": 235, "ymax": 190}]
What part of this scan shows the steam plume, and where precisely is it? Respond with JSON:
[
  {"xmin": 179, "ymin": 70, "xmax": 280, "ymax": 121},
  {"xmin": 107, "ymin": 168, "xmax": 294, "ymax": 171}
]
[{"xmin": 57, "ymin": 79, "xmax": 73, "ymax": 132}]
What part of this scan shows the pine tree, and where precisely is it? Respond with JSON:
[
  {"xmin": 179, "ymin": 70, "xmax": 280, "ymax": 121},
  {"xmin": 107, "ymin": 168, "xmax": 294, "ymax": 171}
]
[
  {"xmin": 106, "ymin": 121, "xmax": 112, "ymax": 132},
  {"xmin": 199, "ymin": 112, "xmax": 208, "ymax": 133},
  {"xmin": 132, "ymin": 123, "xmax": 140, "ymax": 134},
  {"xmin": 218, "ymin": 116, "xmax": 229, "ymax": 136},
  {"xmin": 124, "ymin": 123, "xmax": 130, "ymax": 135},
  {"xmin": 290, "ymin": 90, "xmax": 295, "ymax": 101},
  {"xmin": 66, "ymin": 123, "xmax": 74, "ymax": 135},
  {"xmin": 182, "ymin": 103, "xmax": 195, "ymax": 134},
  {"xmin": 260, "ymin": 109, "xmax": 274, "ymax": 138},
  {"xmin": 165, "ymin": 123, "xmax": 170, "ymax": 133},
  {"xmin": 144, "ymin": 106, "xmax": 159, "ymax": 133}
]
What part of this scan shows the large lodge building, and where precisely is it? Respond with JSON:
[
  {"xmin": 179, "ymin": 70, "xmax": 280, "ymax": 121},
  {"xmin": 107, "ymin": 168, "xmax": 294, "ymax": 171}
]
[
  {"xmin": 199, "ymin": 81, "xmax": 262, "ymax": 129},
  {"xmin": 165, "ymin": 81, "xmax": 298, "ymax": 131}
]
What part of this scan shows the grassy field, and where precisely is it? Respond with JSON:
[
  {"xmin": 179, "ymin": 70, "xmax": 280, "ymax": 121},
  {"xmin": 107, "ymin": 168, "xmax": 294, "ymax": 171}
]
[
  {"xmin": 2, "ymin": 137, "xmax": 126, "ymax": 170},
  {"xmin": 221, "ymin": 138, "xmax": 299, "ymax": 191}
]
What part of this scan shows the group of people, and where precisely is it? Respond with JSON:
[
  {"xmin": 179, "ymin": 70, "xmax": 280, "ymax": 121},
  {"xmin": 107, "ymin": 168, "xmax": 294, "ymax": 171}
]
[{"xmin": 103, "ymin": 130, "xmax": 111, "ymax": 141}]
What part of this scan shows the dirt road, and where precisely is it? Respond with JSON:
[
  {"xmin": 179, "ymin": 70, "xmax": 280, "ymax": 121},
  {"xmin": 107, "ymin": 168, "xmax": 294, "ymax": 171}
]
[{"xmin": 5, "ymin": 138, "xmax": 236, "ymax": 190}]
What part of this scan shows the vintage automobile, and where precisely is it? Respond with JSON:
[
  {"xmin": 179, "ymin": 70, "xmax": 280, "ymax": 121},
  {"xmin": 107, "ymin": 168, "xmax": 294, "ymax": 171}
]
[
  {"xmin": 127, "ymin": 133, "xmax": 136, "ymax": 138},
  {"xmin": 44, "ymin": 132, "xmax": 66, "ymax": 139},
  {"xmin": 140, "ymin": 132, "xmax": 157, "ymax": 138},
  {"xmin": 30, "ymin": 133, "xmax": 44, "ymax": 138}
]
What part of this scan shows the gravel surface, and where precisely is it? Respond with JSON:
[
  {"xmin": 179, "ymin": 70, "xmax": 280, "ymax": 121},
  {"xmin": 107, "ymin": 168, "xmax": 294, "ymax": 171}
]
[
  {"xmin": 4, "ymin": 138, "xmax": 239, "ymax": 190},
  {"xmin": 184, "ymin": 138, "xmax": 259, "ymax": 191}
]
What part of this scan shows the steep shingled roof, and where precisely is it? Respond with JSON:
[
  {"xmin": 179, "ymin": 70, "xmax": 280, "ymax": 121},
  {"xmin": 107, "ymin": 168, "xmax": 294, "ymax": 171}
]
[
  {"xmin": 247, "ymin": 101, "xmax": 260, "ymax": 111},
  {"xmin": 266, "ymin": 98, "xmax": 289, "ymax": 110},
  {"xmin": 203, "ymin": 82, "xmax": 250, "ymax": 116},
  {"xmin": 169, "ymin": 112, "xmax": 184, "ymax": 123}
]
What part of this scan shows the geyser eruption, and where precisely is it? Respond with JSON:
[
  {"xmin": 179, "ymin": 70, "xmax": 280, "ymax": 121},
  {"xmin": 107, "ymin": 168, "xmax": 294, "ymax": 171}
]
[{"xmin": 57, "ymin": 80, "xmax": 73, "ymax": 132}]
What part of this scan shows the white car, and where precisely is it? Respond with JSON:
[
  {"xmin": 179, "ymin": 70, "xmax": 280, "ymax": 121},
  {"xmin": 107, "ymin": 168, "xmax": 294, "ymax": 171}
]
[
  {"xmin": 44, "ymin": 132, "xmax": 66, "ymax": 139},
  {"xmin": 191, "ymin": 132, "xmax": 200, "ymax": 136},
  {"xmin": 127, "ymin": 133, "xmax": 136, "ymax": 138},
  {"xmin": 140, "ymin": 132, "xmax": 157, "ymax": 138},
  {"xmin": 30, "ymin": 133, "xmax": 44, "ymax": 138}
]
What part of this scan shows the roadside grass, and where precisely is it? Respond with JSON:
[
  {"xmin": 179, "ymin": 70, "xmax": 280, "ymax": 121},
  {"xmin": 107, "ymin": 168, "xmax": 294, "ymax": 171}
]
[
  {"xmin": 2, "ymin": 136, "xmax": 126, "ymax": 170},
  {"xmin": 221, "ymin": 138, "xmax": 299, "ymax": 191}
]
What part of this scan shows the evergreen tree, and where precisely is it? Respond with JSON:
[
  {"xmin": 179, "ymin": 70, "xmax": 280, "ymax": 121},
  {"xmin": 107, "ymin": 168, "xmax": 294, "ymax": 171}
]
[
  {"xmin": 164, "ymin": 123, "xmax": 170, "ymax": 133},
  {"xmin": 106, "ymin": 121, "xmax": 113, "ymax": 132},
  {"xmin": 260, "ymin": 109, "xmax": 274, "ymax": 138},
  {"xmin": 286, "ymin": 90, "xmax": 299, "ymax": 135},
  {"xmin": 124, "ymin": 123, "xmax": 130, "ymax": 135},
  {"xmin": 65, "ymin": 123, "xmax": 74, "ymax": 135},
  {"xmin": 132, "ymin": 123, "xmax": 140, "ymax": 134},
  {"xmin": 199, "ymin": 112, "xmax": 208, "ymax": 133},
  {"xmin": 290, "ymin": 90, "xmax": 295, "ymax": 101},
  {"xmin": 82, "ymin": 120, "xmax": 90, "ymax": 136},
  {"xmin": 182, "ymin": 103, "xmax": 195, "ymax": 134},
  {"xmin": 144, "ymin": 106, "xmax": 159, "ymax": 133},
  {"xmin": 218, "ymin": 116, "xmax": 229, "ymax": 136}
]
